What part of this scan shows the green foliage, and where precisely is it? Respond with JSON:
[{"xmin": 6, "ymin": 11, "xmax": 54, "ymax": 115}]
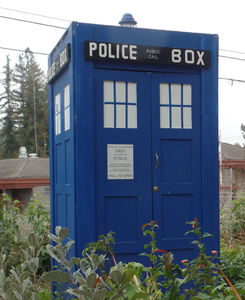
[
  {"xmin": 0, "ymin": 56, "xmax": 19, "ymax": 158},
  {"xmin": 221, "ymin": 196, "xmax": 245, "ymax": 247},
  {"xmin": 0, "ymin": 48, "xmax": 48, "ymax": 158},
  {"xmin": 0, "ymin": 194, "xmax": 51, "ymax": 300},
  {"xmin": 220, "ymin": 195, "xmax": 245, "ymax": 298},
  {"xmin": 0, "ymin": 193, "xmax": 50, "ymax": 274},
  {"xmin": 1, "ymin": 191, "xmax": 244, "ymax": 300},
  {"xmin": 42, "ymin": 219, "xmax": 244, "ymax": 300}
]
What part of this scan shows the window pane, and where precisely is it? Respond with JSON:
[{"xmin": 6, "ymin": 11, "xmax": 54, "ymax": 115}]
[
  {"xmin": 116, "ymin": 82, "xmax": 126, "ymax": 103},
  {"xmin": 55, "ymin": 93, "xmax": 61, "ymax": 113},
  {"xmin": 55, "ymin": 93, "xmax": 61, "ymax": 135},
  {"xmin": 104, "ymin": 104, "xmax": 114, "ymax": 128},
  {"xmin": 171, "ymin": 107, "xmax": 181, "ymax": 128},
  {"xmin": 64, "ymin": 108, "xmax": 70, "ymax": 131},
  {"xmin": 64, "ymin": 85, "xmax": 70, "ymax": 108},
  {"xmin": 116, "ymin": 105, "xmax": 126, "ymax": 128},
  {"xmin": 160, "ymin": 83, "xmax": 169, "ymax": 105},
  {"xmin": 64, "ymin": 85, "xmax": 70, "ymax": 131},
  {"xmin": 56, "ymin": 114, "xmax": 61, "ymax": 135},
  {"xmin": 160, "ymin": 107, "xmax": 170, "ymax": 128},
  {"xmin": 104, "ymin": 81, "xmax": 114, "ymax": 102},
  {"xmin": 183, "ymin": 107, "xmax": 192, "ymax": 129},
  {"xmin": 183, "ymin": 84, "xmax": 192, "ymax": 105},
  {"xmin": 128, "ymin": 82, "xmax": 137, "ymax": 103},
  {"xmin": 171, "ymin": 84, "xmax": 181, "ymax": 105},
  {"xmin": 128, "ymin": 105, "xmax": 137, "ymax": 128}
]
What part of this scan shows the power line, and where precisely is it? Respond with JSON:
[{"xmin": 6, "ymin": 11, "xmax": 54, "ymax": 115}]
[
  {"xmin": 0, "ymin": 15, "xmax": 66, "ymax": 29},
  {"xmin": 1, "ymin": 5, "xmax": 245, "ymax": 59},
  {"xmin": 219, "ymin": 48, "xmax": 245, "ymax": 56},
  {"xmin": 0, "ymin": 46, "xmax": 48, "ymax": 56},
  {"xmin": 219, "ymin": 77, "xmax": 245, "ymax": 84},
  {"xmin": 0, "ymin": 47, "xmax": 245, "ymax": 84},
  {"xmin": 0, "ymin": 6, "xmax": 71, "ymax": 23},
  {"xmin": 219, "ymin": 55, "xmax": 245, "ymax": 62}
]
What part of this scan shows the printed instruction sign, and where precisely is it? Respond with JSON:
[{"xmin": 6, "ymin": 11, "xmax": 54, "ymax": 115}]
[{"xmin": 107, "ymin": 144, "xmax": 134, "ymax": 180}]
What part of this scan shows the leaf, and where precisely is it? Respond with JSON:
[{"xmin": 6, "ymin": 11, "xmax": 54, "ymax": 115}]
[
  {"xmin": 110, "ymin": 269, "xmax": 123, "ymax": 285},
  {"xmin": 40, "ymin": 270, "xmax": 73, "ymax": 283},
  {"xmin": 13, "ymin": 290, "xmax": 23, "ymax": 300},
  {"xmin": 0, "ymin": 270, "xmax": 5, "ymax": 285},
  {"xmin": 63, "ymin": 240, "xmax": 75, "ymax": 256},
  {"xmin": 28, "ymin": 233, "xmax": 35, "ymax": 247},
  {"xmin": 20, "ymin": 271, "xmax": 29, "ymax": 282},
  {"xmin": 58, "ymin": 227, "xmax": 68, "ymax": 243},
  {"xmin": 29, "ymin": 258, "xmax": 39, "ymax": 274},
  {"xmin": 86, "ymin": 272, "xmax": 97, "ymax": 288},
  {"xmin": 202, "ymin": 232, "xmax": 213, "ymax": 238},
  {"xmin": 93, "ymin": 288, "xmax": 107, "ymax": 300}
]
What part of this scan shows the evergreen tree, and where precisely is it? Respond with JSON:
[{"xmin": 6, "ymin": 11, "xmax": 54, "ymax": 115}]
[
  {"xmin": 13, "ymin": 48, "xmax": 48, "ymax": 157},
  {"xmin": 0, "ymin": 56, "xmax": 19, "ymax": 158}
]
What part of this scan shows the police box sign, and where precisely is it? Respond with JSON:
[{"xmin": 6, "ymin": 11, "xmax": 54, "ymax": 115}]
[
  {"xmin": 85, "ymin": 41, "xmax": 211, "ymax": 68},
  {"xmin": 48, "ymin": 44, "xmax": 70, "ymax": 82}
]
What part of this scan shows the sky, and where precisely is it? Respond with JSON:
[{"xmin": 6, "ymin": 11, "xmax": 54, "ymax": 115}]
[{"xmin": 0, "ymin": 0, "xmax": 245, "ymax": 145}]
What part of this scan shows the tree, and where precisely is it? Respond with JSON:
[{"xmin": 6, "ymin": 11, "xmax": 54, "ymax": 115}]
[
  {"xmin": 13, "ymin": 48, "xmax": 48, "ymax": 157},
  {"xmin": 0, "ymin": 56, "xmax": 19, "ymax": 158},
  {"xmin": 241, "ymin": 123, "xmax": 245, "ymax": 142}
]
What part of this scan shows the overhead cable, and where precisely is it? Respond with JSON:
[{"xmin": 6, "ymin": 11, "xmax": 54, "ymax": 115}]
[
  {"xmin": 0, "ymin": 6, "xmax": 71, "ymax": 23},
  {"xmin": 219, "ymin": 55, "xmax": 245, "ymax": 62},
  {"xmin": 0, "ymin": 6, "xmax": 245, "ymax": 59},
  {"xmin": 0, "ymin": 46, "xmax": 48, "ymax": 56},
  {"xmin": 219, "ymin": 49, "xmax": 245, "ymax": 56},
  {"xmin": 0, "ymin": 15, "xmax": 66, "ymax": 29}
]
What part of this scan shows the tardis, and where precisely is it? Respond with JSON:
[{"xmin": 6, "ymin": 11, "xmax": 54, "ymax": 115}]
[{"xmin": 48, "ymin": 19, "xmax": 219, "ymax": 263}]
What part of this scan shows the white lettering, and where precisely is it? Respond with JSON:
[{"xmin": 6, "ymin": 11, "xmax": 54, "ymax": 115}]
[
  {"xmin": 172, "ymin": 49, "xmax": 181, "ymax": 63},
  {"xmin": 108, "ymin": 44, "xmax": 115, "ymax": 58},
  {"xmin": 59, "ymin": 48, "xmax": 67, "ymax": 67},
  {"xmin": 129, "ymin": 45, "xmax": 137, "ymax": 60},
  {"xmin": 196, "ymin": 51, "xmax": 205, "ymax": 65},
  {"xmin": 185, "ymin": 50, "xmax": 195, "ymax": 64},
  {"xmin": 122, "ymin": 45, "xmax": 128, "ymax": 59},
  {"xmin": 116, "ymin": 44, "xmax": 120, "ymax": 59},
  {"xmin": 99, "ymin": 43, "xmax": 107, "ymax": 57},
  {"xmin": 89, "ymin": 42, "xmax": 97, "ymax": 57}
]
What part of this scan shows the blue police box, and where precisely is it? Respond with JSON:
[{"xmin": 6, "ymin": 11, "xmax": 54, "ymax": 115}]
[{"xmin": 48, "ymin": 20, "xmax": 219, "ymax": 263}]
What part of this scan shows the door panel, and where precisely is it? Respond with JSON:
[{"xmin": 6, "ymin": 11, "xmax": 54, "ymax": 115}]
[
  {"xmin": 152, "ymin": 74, "xmax": 202, "ymax": 258},
  {"xmin": 94, "ymin": 70, "xmax": 152, "ymax": 256},
  {"xmin": 95, "ymin": 69, "xmax": 202, "ymax": 260}
]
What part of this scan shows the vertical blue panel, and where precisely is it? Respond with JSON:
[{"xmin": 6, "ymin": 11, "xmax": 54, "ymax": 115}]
[
  {"xmin": 56, "ymin": 193, "xmax": 67, "ymax": 227},
  {"xmin": 161, "ymin": 139, "xmax": 192, "ymax": 183},
  {"xmin": 55, "ymin": 143, "xmax": 62, "ymax": 184},
  {"xmin": 160, "ymin": 194, "xmax": 193, "ymax": 238},
  {"xmin": 105, "ymin": 196, "xmax": 138, "ymax": 242},
  {"xmin": 65, "ymin": 139, "xmax": 71, "ymax": 184}
]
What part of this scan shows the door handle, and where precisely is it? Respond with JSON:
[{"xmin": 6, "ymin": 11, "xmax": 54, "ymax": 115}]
[
  {"xmin": 154, "ymin": 153, "xmax": 159, "ymax": 168},
  {"xmin": 153, "ymin": 186, "xmax": 159, "ymax": 192}
]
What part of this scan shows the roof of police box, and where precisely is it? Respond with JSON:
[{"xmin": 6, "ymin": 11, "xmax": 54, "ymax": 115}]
[{"xmin": 0, "ymin": 158, "xmax": 49, "ymax": 179}]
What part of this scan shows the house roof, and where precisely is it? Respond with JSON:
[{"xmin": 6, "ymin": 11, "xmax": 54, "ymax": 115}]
[
  {"xmin": 0, "ymin": 158, "xmax": 49, "ymax": 179},
  {"xmin": 221, "ymin": 142, "xmax": 245, "ymax": 161},
  {"xmin": 0, "ymin": 158, "xmax": 49, "ymax": 189}
]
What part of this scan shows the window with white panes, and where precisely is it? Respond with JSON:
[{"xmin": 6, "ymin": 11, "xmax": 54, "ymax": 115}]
[
  {"xmin": 64, "ymin": 85, "xmax": 70, "ymax": 131},
  {"xmin": 160, "ymin": 83, "xmax": 192, "ymax": 129},
  {"xmin": 55, "ymin": 93, "xmax": 61, "ymax": 135},
  {"xmin": 103, "ymin": 81, "xmax": 137, "ymax": 129}
]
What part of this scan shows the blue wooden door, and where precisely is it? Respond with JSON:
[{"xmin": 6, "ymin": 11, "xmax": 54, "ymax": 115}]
[
  {"xmin": 95, "ymin": 69, "xmax": 201, "ymax": 261},
  {"xmin": 151, "ymin": 73, "xmax": 202, "ymax": 260}
]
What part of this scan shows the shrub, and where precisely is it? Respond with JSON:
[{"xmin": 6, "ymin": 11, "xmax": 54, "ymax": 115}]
[{"xmin": 41, "ymin": 220, "xmax": 242, "ymax": 300}]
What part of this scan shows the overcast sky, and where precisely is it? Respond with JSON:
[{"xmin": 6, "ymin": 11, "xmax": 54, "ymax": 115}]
[{"xmin": 0, "ymin": 0, "xmax": 245, "ymax": 145}]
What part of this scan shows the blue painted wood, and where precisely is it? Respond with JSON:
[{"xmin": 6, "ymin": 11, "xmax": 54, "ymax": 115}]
[{"xmin": 48, "ymin": 22, "xmax": 219, "ymax": 264}]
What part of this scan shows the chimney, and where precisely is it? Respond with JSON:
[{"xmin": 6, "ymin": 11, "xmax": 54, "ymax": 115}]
[{"xmin": 19, "ymin": 146, "xmax": 28, "ymax": 158}]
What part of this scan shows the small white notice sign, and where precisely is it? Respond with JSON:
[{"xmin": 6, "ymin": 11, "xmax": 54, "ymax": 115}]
[{"xmin": 107, "ymin": 144, "xmax": 134, "ymax": 180}]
